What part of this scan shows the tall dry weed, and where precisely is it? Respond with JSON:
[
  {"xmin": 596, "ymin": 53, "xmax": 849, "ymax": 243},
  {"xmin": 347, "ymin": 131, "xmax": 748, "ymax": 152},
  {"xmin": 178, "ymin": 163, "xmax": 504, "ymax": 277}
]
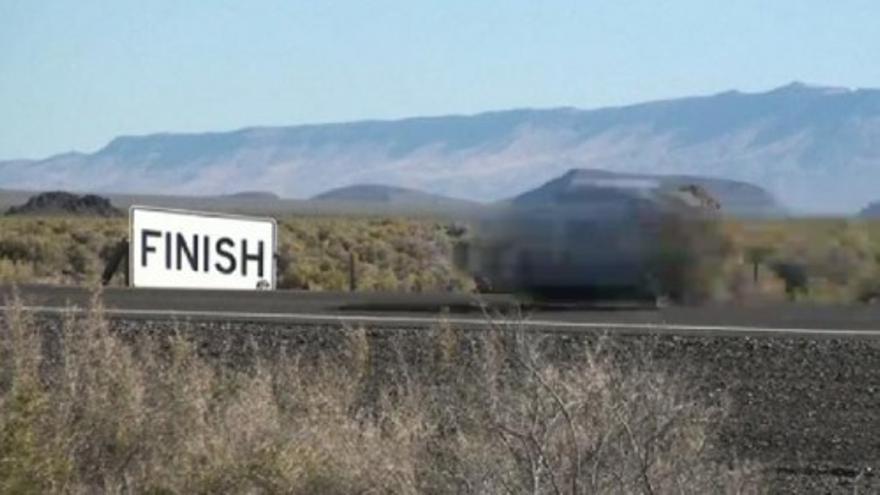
[{"xmin": 0, "ymin": 292, "xmax": 761, "ymax": 494}]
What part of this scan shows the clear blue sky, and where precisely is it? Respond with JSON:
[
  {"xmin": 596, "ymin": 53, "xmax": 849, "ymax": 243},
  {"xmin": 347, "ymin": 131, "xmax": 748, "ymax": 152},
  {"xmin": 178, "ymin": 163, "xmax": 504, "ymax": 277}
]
[{"xmin": 2, "ymin": 0, "xmax": 878, "ymax": 160}]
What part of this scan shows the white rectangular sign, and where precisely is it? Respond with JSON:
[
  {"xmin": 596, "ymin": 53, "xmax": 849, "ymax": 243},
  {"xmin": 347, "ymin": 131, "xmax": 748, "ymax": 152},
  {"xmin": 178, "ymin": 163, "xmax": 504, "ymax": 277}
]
[{"xmin": 129, "ymin": 206, "xmax": 277, "ymax": 290}]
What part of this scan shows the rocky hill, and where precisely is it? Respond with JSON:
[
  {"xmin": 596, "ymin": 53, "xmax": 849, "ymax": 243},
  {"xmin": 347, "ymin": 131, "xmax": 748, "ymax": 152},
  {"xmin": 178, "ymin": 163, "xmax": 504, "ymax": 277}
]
[
  {"xmin": 512, "ymin": 169, "xmax": 784, "ymax": 218},
  {"xmin": 2, "ymin": 83, "xmax": 878, "ymax": 214},
  {"xmin": 312, "ymin": 184, "xmax": 475, "ymax": 208},
  {"xmin": 6, "ymin": 191, "xmax": 122, "ymax": 217}
]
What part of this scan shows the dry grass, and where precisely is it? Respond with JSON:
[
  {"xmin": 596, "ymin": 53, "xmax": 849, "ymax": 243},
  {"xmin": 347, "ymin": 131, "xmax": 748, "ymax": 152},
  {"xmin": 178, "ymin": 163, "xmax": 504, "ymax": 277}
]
[{"xmin": 0, "ymin": 292, "xmax": 761, "ymax": 494}]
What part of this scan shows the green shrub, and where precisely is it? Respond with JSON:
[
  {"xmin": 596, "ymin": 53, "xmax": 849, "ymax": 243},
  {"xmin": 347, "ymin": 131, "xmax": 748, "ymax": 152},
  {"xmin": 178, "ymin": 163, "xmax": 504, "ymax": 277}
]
[
  {"xmin": 275, "ymin": 216, "xmax": 474, "ymax": 292},
  {"xmin": 0, "ymin": 217, "xmax": 126, "ymax": 285},
  {"xmin": 726, "ymin": 219, "xmax": 880, "ymax": 304}
]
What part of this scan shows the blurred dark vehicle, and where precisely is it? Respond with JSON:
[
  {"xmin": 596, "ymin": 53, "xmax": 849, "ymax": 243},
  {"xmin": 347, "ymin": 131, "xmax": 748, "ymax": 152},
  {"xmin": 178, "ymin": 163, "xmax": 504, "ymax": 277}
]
[{"xmin": 456, "ymin": 171, "xmax": 729, "ymax": 305}]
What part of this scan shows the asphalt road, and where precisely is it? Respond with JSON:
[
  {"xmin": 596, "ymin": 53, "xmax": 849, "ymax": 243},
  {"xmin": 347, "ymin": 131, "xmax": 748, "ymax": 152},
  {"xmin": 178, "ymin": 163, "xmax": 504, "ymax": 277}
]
[{"xmin": 2, "ymin": 284, "xmax": 880, "ymax": 337}]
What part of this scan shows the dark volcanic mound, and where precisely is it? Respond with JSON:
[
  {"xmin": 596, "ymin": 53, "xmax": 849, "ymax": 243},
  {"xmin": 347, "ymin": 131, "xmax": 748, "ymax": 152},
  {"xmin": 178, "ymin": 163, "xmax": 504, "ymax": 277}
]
[{"xmin": 6, "ymin": 191, "xmax": 123, "ymax": 217}]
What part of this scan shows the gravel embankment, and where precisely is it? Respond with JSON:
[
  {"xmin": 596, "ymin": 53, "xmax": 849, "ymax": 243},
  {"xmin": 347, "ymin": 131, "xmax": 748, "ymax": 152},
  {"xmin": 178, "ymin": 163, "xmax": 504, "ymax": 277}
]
[{"xmin": 37, "ymin": 316, "xmax": 880, "ymax": 493}]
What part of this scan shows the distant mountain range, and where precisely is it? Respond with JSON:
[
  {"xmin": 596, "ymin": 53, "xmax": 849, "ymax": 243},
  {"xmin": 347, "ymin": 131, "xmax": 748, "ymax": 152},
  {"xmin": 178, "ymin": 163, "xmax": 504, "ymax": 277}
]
[{"xmin": 2, "ymin": 82, "xmax": 878, "ymax": 214}]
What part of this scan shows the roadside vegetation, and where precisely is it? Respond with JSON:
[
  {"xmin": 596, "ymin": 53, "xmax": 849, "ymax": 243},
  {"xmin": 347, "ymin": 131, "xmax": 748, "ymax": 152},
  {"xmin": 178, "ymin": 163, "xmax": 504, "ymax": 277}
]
[
  {"xmin": 0, "ymin": 216, "xmax": 473, "ymax": 292},
  {"xmin": 0, "ymin": 217, "xmax": 126, "ymax": 285},
  {"xmin": 0, "ymin": 214, "xmax": 879, "ymax": 304},
  {"xmin": 724, "ymin": 219, "xmax": 880, "ymax": 303},
  {"xmin": 0, "ymin": 293, "xmax": 760, "ymax": 493},
  {"xmin": 275, "ymin": 217, "xmax": 473, "ymax": 292}
]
